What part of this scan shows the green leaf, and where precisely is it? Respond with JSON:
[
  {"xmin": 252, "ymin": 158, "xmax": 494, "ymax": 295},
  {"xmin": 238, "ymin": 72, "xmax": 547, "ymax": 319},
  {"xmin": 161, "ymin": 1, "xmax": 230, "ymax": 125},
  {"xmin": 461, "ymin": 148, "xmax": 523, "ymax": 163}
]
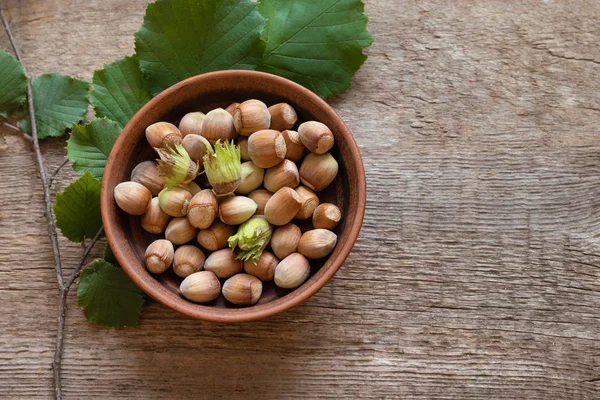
[
  {"xmin": 91, "ymin": 55, "xmax": 152, "ymax": 128},
  {"xmin": 20, "ymin": 73, "xmax": 90, "ymax": 139},
  {"xmin": 100, "ymin": 247, "xmax": 158, "ymax": 306},
  {"xmin": 134, "ymin": 0, "xmax": 265, "ymax": 95},
  {"xmin": 78, "ymin": 260, "xmax": 145, "ymax": 327},
  {"xmin": 0, "ymin": 50, "xmax": 27, "ymax": 117},
  {"xmin": 53, "ymin": 171, "xmax": 102, "ymax": 243},
  {"xmin": 67, "ymin": 118, "xmax": 121, "ymax": 180},
  {"xmin": 103, "ymin": 244, "xmax": 119, "ymax": 267},
  {"xmin": 257, "ymin": 0, "xmax": 373, "ymax": 98}
]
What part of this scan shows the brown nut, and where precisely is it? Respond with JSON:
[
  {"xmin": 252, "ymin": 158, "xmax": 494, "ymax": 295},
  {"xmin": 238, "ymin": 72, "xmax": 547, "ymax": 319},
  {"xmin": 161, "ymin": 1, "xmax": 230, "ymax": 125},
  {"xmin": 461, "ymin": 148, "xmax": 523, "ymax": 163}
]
[
  {"xmin": 264, "ymin": 159, "xmax": 299, "ymax": 193},
  {"xmin": 264, "ymin": 187, "xmax": 302, "ymax": 226},
  {"xmin": 158, "ymin": 187, "xmax": 192, "ymax": 217},
  {"xmin": 131, "ymin": 161, "xmax": 165, "ymax": 196},
  {"xmin": 181, "ymin": 134, "xmax": 211, "ymax": 164},
  {"xmin": 114, "ymin": 181, "xmax": 152, "ymax": 215},
  {"xmin": 145, "ymin": 239, "xmax": 174, "ymax": 274},
  {"xmin": 268, "ymin": 103, "xmax": 298, "ymax": 131},
  {"xmin": 179, "ymin": 181, "xmax": 201, "ymax": 196},
  {"xmin": 243, "ymin": 251, "xmax": 279, "ymax": 281},
  {"xmin": 173, "ymin": 245, "xmax": 205, "ymax": 278},
  {"xmin": 297, "ymin": 229, "xmax": 337, "ymax": 259},
  {"xmin": 180, "ymin": 271, "xmax": 220, "ymax": 303},
  {"xmin": 178, "ymin": 112, "xmax": 205, "ymax": 137},
  {"xmin": 298, "ymin": 121, "xmax": 334, "ymax": 154},
  {"xmin": 200, "ymin": 108, "xmax": 238, "ymax": 144},
  {"xmin": 165, "ymin": 217, "xmax": 197, "ymax": 245},
  {"xmin": 247, "ymin": 189, "xmax": 273, "ymax": 215},
  {"xmin": 187, "ymin": 189, "xmax": 218, "ymax": 229},
  {"xmin": 196, "ymin": 220, "xmax": 236, "ymax": 251},
  {"xmin": 222, "ymin": 273, "xmax": 263, "ymax": 305},
  {"xmin": 299, "ymin": 153, "xmax": 338, "ymax": 192},
  {"xmin": 225, "ymin": 102, "xmax": 240, "ymax": 116},
  {"xmin": 247, "ymin": 129, "xmax": 286, "ymax": 168},
  {"xmin": 146, "ymin": 122, "xmax": 182, "ymax": 149},
  {"xmin": 294, "ymin": 185, "xmax": 319, "ymax": 219},
  {"xmin": 281, "ymin": 130, "xmax": 305, "ymax": 163},
  {"xmin": 236, "ymin": 161, "xmax": 265, "ymax": 195},
  {"xmin": 270, "ymin": 223, "xmax": 301, "ymax": 259},
  {"xmin": 219, "ymin": 196, "xmax": 257, "ymax": 225},
  {"xmin": 238, "ymin": 136, "xmax": 251, "ymax": 161},
  {"xmin": 141, "ymin": 197, "xmax": 171, "ymax": 234},
  {"xmin": 312, "ymin": 203, "xmax": 341, "ymax": 230},
  {"xmin": 204, "ymin": 248, "xmax": 242, "ymax": 278},
  {"xmin": 274, "ymin": 253, "xmax": 311, "ymax": 289},
  {"xmin": 233, "ymin": 99, "xmax": 271, "ymax": 136}
]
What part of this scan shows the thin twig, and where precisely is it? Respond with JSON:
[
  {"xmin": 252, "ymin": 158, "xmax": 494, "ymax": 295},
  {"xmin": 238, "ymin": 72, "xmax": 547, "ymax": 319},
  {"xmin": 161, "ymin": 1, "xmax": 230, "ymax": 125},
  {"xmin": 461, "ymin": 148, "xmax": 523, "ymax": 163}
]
[
  {"xmin": 52, "ymin": 226, "xmax": 104, "ymax": 393},
  {"xmin": 0, "ymin": 2, "xmax": 64, "ymax": 291},
  {"xmin": 49, "ymin": 159, "xmax": 69, "ymax": 187},
  {"xmin": 3, "ymin": 121, "xmax": 20, "ymax": 131},
  {"xmin": 21, "ymin": 132, "xmax": 33, "ymax": 142},
  {"xmin": 65, "ymin": 227, "xmax": 104, "ymax": 289},
  {"xmin": 2, "ymin": 121, "xmax": 33, "ymax": 142},
  {"xmin": 0, "ymin": 4, "xmax": 74, "ymax": 400},
  {"xmin": 0, "ymin": 1, "xmax": 21, "ymax": 60}
]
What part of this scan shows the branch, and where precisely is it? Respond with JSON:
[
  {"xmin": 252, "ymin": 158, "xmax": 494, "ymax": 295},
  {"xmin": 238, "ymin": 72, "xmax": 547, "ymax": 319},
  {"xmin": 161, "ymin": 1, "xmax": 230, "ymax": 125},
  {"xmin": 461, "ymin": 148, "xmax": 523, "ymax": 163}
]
[
  {"xmin": 1, "ymin": 4, "xmax": 66, "ymax": 400},
  {"xmin": 0, "ymin": 2, "xmax": 64, "ymax": 291},
  {"xmin": 65, "ymin": 226, "xmax": 104, "ymax": 289},
  {"xmin": 1, "ymin": 121, "xmax": 33, "ymax": 142},
  {"xmin": 52, "ymin": 225, "xmax": 104, "ymax": 395},
  {"xmin": 2, "ymin": 120, "xmax": 69, "ymax": 181},
  {"xmin": 0, "ymin": 0, "xmax": 22, "ymax": 60},
  {"xmin": 49, "ymin": 159, "xmax": 69, "ymax": 187}
]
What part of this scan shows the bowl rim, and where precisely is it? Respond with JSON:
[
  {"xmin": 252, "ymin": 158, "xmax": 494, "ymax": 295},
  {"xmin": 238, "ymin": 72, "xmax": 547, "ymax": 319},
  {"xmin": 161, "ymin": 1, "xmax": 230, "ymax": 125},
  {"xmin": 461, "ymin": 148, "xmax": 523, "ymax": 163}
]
[{"xmin": 101, "ymin": 70, "xmax": 366, "ymax": 322}]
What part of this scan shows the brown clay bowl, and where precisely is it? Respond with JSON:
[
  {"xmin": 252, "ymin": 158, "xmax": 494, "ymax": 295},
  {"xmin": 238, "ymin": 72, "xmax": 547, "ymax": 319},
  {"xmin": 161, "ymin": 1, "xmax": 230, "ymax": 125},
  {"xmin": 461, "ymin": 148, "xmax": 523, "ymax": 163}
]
[{"xmin": 101, "ymin": 70, "xmax": 366, "ymax": 322}]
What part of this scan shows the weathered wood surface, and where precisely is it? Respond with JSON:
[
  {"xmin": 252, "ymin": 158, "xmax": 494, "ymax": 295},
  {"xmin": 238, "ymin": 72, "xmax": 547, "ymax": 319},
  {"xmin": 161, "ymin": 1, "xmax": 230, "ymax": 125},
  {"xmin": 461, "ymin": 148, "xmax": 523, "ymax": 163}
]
[{"xmin": 1, "ymin": 0, "xmax": 599, "ymax": 398}]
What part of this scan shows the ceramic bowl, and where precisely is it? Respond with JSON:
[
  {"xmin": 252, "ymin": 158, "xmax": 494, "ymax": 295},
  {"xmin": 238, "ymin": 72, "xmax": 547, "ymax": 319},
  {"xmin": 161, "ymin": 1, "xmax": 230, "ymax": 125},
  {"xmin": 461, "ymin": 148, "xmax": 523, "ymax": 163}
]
[{"xmin": 101, "ymin": 70, "xmax": 366, "ymax": 322}]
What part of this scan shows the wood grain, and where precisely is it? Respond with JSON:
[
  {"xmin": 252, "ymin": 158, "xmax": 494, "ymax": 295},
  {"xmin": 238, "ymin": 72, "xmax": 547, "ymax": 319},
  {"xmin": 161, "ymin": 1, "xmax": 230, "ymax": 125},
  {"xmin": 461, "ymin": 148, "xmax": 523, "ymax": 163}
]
[{"xmin": 1, "ymin": 0, "xmax": 599, "ymax": 398}]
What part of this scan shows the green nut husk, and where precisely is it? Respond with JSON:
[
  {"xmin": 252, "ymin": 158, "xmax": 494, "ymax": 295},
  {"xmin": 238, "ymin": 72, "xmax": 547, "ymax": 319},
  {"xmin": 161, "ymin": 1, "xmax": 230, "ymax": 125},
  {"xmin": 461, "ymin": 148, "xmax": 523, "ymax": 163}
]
[
  {"xmin": 203, "ymin": 140, "xmax": 241, "ymax": 196},
  {"xmin": 156, "ymin": 143, "xmax": 199, "ymax": 189},
  {"xmin": 228, "ymin": 216, "xmax": 273, "ymax": 262}
]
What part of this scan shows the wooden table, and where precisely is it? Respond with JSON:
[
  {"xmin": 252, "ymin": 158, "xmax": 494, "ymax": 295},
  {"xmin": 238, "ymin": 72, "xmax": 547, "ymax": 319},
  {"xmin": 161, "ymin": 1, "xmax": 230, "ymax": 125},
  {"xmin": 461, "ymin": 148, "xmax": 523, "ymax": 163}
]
[{"xmin": 1, "ymin": 0, "xmax": 599, "ymax": 398}]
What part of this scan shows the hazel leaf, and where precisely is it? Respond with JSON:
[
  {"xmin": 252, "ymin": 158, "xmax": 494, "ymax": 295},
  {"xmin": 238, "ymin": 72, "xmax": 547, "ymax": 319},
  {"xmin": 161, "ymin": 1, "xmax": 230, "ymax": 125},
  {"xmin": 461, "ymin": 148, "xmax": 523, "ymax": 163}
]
[
  {"xmin": 100, "ymin": 245, "xmax": 158, "ymax": 306},
  {"xmin": 53, "ymin": 171, "xmax": 102, "ymax": 243},
  {"xmin": 19, "ymin": 73, "xmax": 90, "ymax": 139},
  {"xmin": 257, "ymin": 0, "xmax": 374, "ymax": 98},
  {"xmin": 103, "ymin": 244, "xmax": 119, "ymax": 267},
  {"xmin": 77, "ymin": 260, "xmax": 145, "ymax": 327},
  {"xmin": 67, "ymin": 117, "xmax": 121, "ymax": 180},
  {"xmin": 0, "ymin": 49, "xmax": 27, "ymax": 118},
  {"xmin": 134, "ymin": 0, "xmax": 265, "ymax": 95},
  {"xmin": 91, "ymin": 55, "xmax": 153, "ymax": 128}
]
